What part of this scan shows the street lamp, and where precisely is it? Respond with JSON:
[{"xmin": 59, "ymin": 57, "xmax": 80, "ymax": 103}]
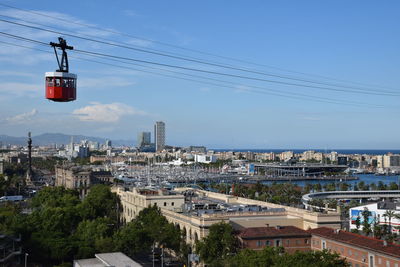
[{"xmin": 25, "ymin": 253, "xmax": 29, "ymax": 267}]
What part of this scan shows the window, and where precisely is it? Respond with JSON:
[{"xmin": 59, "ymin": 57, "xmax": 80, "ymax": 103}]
[
  {"xmin": 265, "ymin": 241, "xmax": 270, "ymax": 246},
  {"xmin": 257, "ymin": 241, "xmax": 262, "ymax": 247},
  {"xmin": 394, "ymin": 263, "xmax": 398, "ymax": 267},
  {"xmin": 275, "ymin": 240, "xmax": 281, "ymax": 247},
  {"xmin": 46, "ymin": 77, "xmax": 54, "ymax": 86},
  {"xmin": 172, "ymin": 202, "xmax": 174, "ymax": 206},
  {"xmin": 378, "ymin": 258, "xmax": 381, "ymax": 264},
  {"xmin": 349, "ymin": 249, "xmax": 352, "ymax": 256},
  {"xmin": 164, "ymin": 202, "xmax": 167, "ymax": 206},
  {"xmin": 340, "ymin": 248, "xmax": 344, "ymax": 253},
  {"xmin": 355, "ymin": 264, "xmax": 359, "ymax": 267},
  {"xmin": 286, "ymin": 240, "xmax": 290, "ymax": 245},
  {"xmin": 369, "ymin": 255, "xmax": 374, "ymax": 267},
  {"xmin": 305, "ymin": 239, "xmax": 309, "ymax": 244},
  {"xmin": 322, "ymin": 240, "xmax": 326, "ymax": 250},
  {"xmin": 386, "ymin": 261, "xmax": 390, "ymax": 267}
]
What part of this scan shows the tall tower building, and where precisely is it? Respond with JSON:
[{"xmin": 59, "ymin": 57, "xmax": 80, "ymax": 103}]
[
  {"xmin": 137, "ymin": 132, "xmax": 151, "ymax": 148},
  {"xmin": 26, "ymin": 132, "xmax": 33, "ymax": 185},
  {"xmin": 154, "ymin": 121, "xmax": 165, "ymax": 152}
]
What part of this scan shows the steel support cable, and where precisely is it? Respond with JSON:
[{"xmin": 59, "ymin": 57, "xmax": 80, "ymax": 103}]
[
  {"xmin": 0, "ymin": 17, "xmax": 398, "ymax": 95},
  {"xmin": 0, "ymin": 1, "xmax": 396, "ymax": 91},
  {"xmin": 0, "ymin": 30, "xmax": 398, "ymax": 98},
  {"xmin": 0, "ymin": 38, "xmax": 384, "ymax": 108},
  {"xmin": 71, "ymin": 50, "xmax": 383, "ymax": 107},
  {"xmin": 73, "ymin": 48, "xmax": 400, "ymax": 97}
]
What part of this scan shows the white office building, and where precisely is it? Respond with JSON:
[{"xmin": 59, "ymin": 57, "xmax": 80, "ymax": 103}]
[{"xmin": 349, "ymin": 202, "xmax": 400, "ymax": 234}]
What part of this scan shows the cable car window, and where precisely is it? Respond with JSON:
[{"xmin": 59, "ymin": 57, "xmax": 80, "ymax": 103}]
[
  {"xmin": 63, "ymin": 78, "xmax": 68, "ymax": 87},
  {"xmin": 55, "ymin": 78, "xmax": 61, "ymax": 86},
  {"xmin": 46, "ymin": 77, "xmax": 54, "ymax": 86}
]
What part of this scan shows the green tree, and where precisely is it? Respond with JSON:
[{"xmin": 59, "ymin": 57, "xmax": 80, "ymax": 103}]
[
  {"xmin": 114, "ymin": 205, "xmax": 183, "ymax": 257},
  {"xmin": 196, "ymin": 222, "xmax": 238, "ymax": 266},
  {"xmin": 74, "ymin": 217, "xmax": 115, "ymax": 258},
  {"xmin": 355, "ymin": 215, "xmax": 361, "ymax": 232},
  {"xmin": 373, "ymin": 224, "xmax": 383, "ymax": 239},
  {"xmin": 339, "ymin": 183, "xmax": 349, "ymax": 191},
  {"xmin": 314, "ymin": 183, "xmax": 322, "ymax": 191},
  {"xmin": 388, "ymin": 182, "xmax": 398, "ymax": 190},
  {"xmin": 278, "ymin": 249, "xmax": 348, "ymax": 267},
  {"xmin": 229, "ymin": 247, "xmax": 281, "ymax": 267},
  {"xmin": 377, "ymin": 181, "xmax": 386, "ymax": 190},
  {"xmin": 384, "ymin": 210, "xmax": 396, "ymax": 234},
  {"xmin": 361, "ymin": 207, "xmax": 372, "ymax": 236},
  {"xmin": 229, "ymin": 247, "xmax": 348, "ymax": 267},
  {"xmin": 79, "ymin": 184, "xmax": 120, "ymax": 224}
]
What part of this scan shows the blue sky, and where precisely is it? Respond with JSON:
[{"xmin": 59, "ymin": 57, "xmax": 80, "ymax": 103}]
[{"xmin": 0, "ymin": 0, "xmax": 399, "ymax": 149}]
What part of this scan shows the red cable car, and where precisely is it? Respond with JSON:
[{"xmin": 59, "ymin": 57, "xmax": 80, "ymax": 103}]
[{"xmin": 45, "ymin": 37, "xmax": 77, "ymax": 102}]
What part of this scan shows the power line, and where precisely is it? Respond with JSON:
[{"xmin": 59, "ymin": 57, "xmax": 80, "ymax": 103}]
[
  {"xmin": 0, "ymin": 1, "xmax": 396, "ymax": 92},
  {"xmin": 1, "ymin": 30, "xmax": 398, "ymax": 98},
  {"xmin": 0, "ymin": 37, "xmax": 384, "ymax": 108},
  {"xmin": 73, "ymin": 49, "xmax": 400, "ymax": 97},
  {"xmin": 72, "ymin": 50, "xmax": 382, "ymax": 107},
  {"xmin": 0, "ymin": 16, "xmax": 398, "ymax": 96}
]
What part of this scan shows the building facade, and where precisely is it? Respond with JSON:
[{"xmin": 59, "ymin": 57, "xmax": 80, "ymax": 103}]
[
  {"xmin": 238, "ymin": 226, "xmax": 311, "ymax": 254},
  {"xmin": 114, "ymin": 187, "xmax": 185, "ymax": 223},
  {"xmin": 55, "ymin": 165, "xmax": 113, "ymax": 198},
  {"xmin": 310, "ymin": 227, "xmax": 400, "ymax": 267},
  {"xmin": 154, "ymin": 121, "xmax": 165, "ymax": 152},
  {"xmin": 350, "ymin": 202, "xmax": 400, "ymax": 234},
  {"xmin": 137, "ymin": 132, "xmax": 151, "ymax": 148},
  {"xmin": 114, "ymin": 187, "xmax": 342, "ymax": 245}
]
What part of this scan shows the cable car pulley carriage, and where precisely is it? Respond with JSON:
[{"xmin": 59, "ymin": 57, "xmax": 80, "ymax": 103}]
[{"xmin": 45, "ymin": 37, "xmax": 77, "ymax": 102}]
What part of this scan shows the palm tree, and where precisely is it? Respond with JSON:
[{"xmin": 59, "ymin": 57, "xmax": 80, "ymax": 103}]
[
  {"xmin": 393, "ymin": 213, "xmax": 400, "ymax": 234},
  {"xmin": 385, "ymin": 210, "xmax": 396, "ymax": 234}
]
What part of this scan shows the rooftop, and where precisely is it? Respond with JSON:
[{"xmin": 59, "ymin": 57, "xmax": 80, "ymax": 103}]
[
  {"xmin": 309, "ymin": 227, "xmax": 400, "ymax": 258},
  {"xmin": 74, "ymin": 252, "xmax": 142, "ymax": 267},
  {"xmin": 239, "ymin": 226, "xmax": 310, "ymax": 239}
]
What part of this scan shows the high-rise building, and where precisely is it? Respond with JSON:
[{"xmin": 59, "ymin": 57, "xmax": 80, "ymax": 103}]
[
  {"xmin": 137, "ymin": 132, "xmax": 151, "ymax": 148},
  {"xmin": 105, "ymin": 140, "xmax": 112, "ymax": 148},
  {"xmin": 154, "ymin": 121, "xmax": 165, "ymax": 152}
]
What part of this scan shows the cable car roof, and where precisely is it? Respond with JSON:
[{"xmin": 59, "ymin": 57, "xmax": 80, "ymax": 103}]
[{"xmin": 45, "ymin": 72, "xmax": 77, "ymax": 78}]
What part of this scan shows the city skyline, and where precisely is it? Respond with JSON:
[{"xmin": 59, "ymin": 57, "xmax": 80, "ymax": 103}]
[{"xmin": 0, "ymin": 1, "xmax": 399, "ymax": 149}]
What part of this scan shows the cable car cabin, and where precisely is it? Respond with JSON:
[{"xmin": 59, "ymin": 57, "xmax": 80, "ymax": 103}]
[{"xmin": 45, "ymin": 72, "xmax": 77, "ymax": 102}]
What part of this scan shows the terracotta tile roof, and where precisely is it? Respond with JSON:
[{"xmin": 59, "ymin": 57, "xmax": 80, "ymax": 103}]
[
  {"xmin": 309, "ymin": 227, "xmax": 400, "ymax": 258},
  {"xmin": 239, "ymin": 226, "xmax": 311, "ymax": 239}
]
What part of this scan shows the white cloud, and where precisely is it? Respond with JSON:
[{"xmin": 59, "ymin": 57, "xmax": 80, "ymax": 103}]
[
  {"xmin": 72, "ymin": 102, "xmax": 146, "ymax": 122},
  {"xmin": 6, "ymin": 109, "xmax": 38, "ymax": 124}
]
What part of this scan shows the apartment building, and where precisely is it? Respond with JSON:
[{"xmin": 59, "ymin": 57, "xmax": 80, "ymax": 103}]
[
  {"xmin": 310, "ymin": 227, "xmax": 400, "ymax": 267},
  {"xmin": 237, "ymin": 225, "xmax": 311, "ymax": 253}
]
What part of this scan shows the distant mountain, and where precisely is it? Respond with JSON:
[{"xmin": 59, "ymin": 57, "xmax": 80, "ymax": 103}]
[{"xmin": 0, "ymin": 133, "xmax": 134, "ymax": 147}]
